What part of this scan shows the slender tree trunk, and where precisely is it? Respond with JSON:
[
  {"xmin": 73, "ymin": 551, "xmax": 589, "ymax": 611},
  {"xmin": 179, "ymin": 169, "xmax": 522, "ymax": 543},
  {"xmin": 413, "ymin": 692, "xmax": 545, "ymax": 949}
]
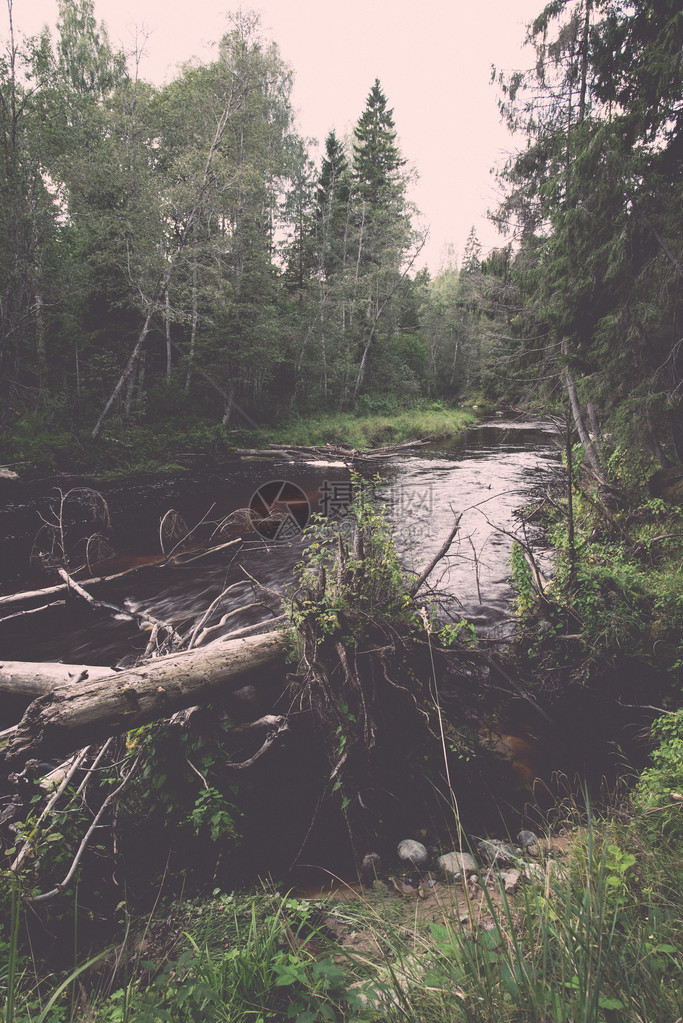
[
  {"xmin": 565, "ymin": 409, "xmax": 576, "ymax": 589},
  {"xmin": 165, "ymin": 284, "xmax": 172, "ymax": 380},
  {"xmin": 562, "ymin": 338, "xmax": 605, "ymax": 480},
  {"xmin": 450, "ymin": 337, "xmax": 459, "ymax": 386},
  {"xmin": 222, "ymin": 387, "xmax": 234, "ymax": 426},
  {"xmin": 578, "ymin": 0, "xmax": 592, "ymax": 124},
  {"xmin": 185, "ymin": 259, "xmax": 198, "ymax": 391},
  {"xmin": 34, "ymin": 289, "xmax": 47, "ymax": 380},
  {"xmin": 123, "ymin": 355, "xmax": 137, "ymax": 417},
  {"xmin": 91, "ymin": 312, "xmax": 153, "ymax": 440},
  {"xmin": 350, "ymin": 199, "xmax": 366, "ymax": 327}
]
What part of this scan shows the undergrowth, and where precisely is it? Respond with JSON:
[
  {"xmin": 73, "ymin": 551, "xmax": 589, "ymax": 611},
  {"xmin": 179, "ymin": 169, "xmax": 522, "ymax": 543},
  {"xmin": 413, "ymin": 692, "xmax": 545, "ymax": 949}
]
[
  {"xmin": 3, "ymin": 808, "xmax": 682, "ymax": 1022},
  {"xmin": 510, "ymin": 444, "xmax": 683, "ymax": 685},
  {"xmin": 2, "ymin": 403, "xmax": 474, "ymax": 480},
  {"xmin": 249, "ymin": 404, "xmax": 475, "ymax": 450}
]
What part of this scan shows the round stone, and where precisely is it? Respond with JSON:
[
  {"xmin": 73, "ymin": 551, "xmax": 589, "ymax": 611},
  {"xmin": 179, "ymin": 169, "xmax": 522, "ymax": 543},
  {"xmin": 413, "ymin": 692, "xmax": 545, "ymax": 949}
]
[
  {"xmin": 517, "ymin": 830, "xmax": 540, "ymax": 849},
  {"xmin": 397, "ymin": 839, "xmax": 429, "ymax": 867},
  {"xmin": 437, "ymin": 851, "xmax": 478, "ymax": 879}
]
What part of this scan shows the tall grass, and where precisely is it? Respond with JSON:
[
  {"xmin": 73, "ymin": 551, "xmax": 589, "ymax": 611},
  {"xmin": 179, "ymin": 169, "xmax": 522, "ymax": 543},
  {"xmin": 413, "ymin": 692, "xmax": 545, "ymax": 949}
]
[
  {"xmin": 417, "ymin": 831, "xmax": 681, "ymax": 1022},
  {"xmin": 3, "ymin": 818, "xmax": 681, "ymax": 1022},
  {"xmin": 253, "ymin": 405, "xmax": 475, "ymax": 449}
]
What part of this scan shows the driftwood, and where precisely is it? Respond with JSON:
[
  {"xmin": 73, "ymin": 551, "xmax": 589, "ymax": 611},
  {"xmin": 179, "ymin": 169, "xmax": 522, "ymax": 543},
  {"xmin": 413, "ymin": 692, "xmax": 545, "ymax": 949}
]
[
  {"xmin": 0, "ymin": 631, "xmax": 287, "ymax": 765},
  {"xmin": 0, "ymin": 563, "xmax": 163, "ymax": 614},
  {"xmin": 57, "ymin": 567, "xmax": 183, "ymax": 649},
  {"xmin": 0, "ymin": 661, "xmax": 116, "ymax": 699},
  {"xmin": 230, "ymin": 438, "xmax": 434, "ymax": 462},
  {"xmin": 409, "ymin": 513, "xmax": 463, "ymax": 597}
]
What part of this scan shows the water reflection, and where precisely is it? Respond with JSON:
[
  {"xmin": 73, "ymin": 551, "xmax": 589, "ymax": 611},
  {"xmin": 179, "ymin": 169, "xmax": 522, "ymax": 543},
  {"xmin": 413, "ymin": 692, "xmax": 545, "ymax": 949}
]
[{"xmin": 0, "ymin": 418, "xmax": 560, "ymax": 665}]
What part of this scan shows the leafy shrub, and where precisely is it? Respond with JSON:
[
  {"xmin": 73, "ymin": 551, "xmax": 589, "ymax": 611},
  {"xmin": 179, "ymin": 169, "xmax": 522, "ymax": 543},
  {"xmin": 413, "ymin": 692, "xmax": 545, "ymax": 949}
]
[{"xmin": 634, "ymin": 711, "xmax": 683, "ymax": 843}]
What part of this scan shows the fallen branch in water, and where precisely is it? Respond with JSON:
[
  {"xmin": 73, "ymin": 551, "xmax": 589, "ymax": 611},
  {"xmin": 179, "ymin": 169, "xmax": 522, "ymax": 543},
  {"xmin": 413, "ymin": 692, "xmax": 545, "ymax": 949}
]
[
  {"xmin": 0, "ymin": 600, "xmax": 67, "ymax": 628},
  {"xmin": 409, "ymin": 512, "xmax": 463, "ymax": 597},
  {"xmin": 57, "ymin": 567, "xmax": 184, "ymax": 651},
  {"xmin": 230, "ymin": 438, "xmax": 434, "ymax": 462},
  {"xmin": 0, "ymin": 562, "xmax": 165, "ymax": 613},
  {"xmin": 0, "ymin": 631, "xmax": 287, "ymax": 765}
]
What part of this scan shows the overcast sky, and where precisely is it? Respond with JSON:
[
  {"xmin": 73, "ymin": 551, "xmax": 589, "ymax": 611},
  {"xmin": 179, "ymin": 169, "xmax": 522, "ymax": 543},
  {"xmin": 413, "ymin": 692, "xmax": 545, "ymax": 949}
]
[{"xmin": 8, "ymin": 0, "xmax": 541, "ymax": 271}]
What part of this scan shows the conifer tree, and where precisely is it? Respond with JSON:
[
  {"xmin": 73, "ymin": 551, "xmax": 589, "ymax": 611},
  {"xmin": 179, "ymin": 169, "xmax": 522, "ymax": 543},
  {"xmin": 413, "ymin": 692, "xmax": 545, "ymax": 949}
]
[
  {"xmin": 352, "ymin": 78, "xmax": 406, "ymax": 207},
  {"xmin": 315, "ymin": 130, "xmax": 351, "ymax": 280},
  {"xmin": 494, "ymin": 0, "xmax": 682, "ymax": 462},
  {"xmin": 461, "ymin": 227, "xmax": 482, "ymax": 275}
]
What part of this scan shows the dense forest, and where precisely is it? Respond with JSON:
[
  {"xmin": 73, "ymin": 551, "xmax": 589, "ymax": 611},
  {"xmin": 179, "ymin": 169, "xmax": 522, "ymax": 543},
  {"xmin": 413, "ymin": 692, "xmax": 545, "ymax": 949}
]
[
  {"xmin": 0, "ymin": 0, "xmax": 678, "ymax": 471},
  {"xmin": 0, "ymin": 1, "xmax": 682, "ymax": 1021}
]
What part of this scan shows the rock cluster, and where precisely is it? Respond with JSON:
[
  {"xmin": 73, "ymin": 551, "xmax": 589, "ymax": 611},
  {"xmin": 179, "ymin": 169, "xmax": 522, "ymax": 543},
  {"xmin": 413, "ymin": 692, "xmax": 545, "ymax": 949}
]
[{"xmin": 368, "ymin": 829, "xmax": 552, "ymax": 900}]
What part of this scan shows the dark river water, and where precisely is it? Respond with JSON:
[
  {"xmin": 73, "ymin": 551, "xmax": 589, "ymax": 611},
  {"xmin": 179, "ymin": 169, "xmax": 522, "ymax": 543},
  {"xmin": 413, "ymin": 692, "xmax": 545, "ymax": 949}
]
[{"xmin": 0, "ymin": 415, "xmax": 561, "ymax": 668}]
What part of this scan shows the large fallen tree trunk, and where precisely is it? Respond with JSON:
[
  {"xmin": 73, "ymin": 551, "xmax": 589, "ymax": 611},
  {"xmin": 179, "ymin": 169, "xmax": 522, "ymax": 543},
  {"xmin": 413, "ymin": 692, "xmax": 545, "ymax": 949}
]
[
  {"xmin": 0, "ymin": 661, "xmax": 116, "ymax": 699},
  {"xmin": 0, "ymin": 632, "xmax": 287, "ymax": 765}
]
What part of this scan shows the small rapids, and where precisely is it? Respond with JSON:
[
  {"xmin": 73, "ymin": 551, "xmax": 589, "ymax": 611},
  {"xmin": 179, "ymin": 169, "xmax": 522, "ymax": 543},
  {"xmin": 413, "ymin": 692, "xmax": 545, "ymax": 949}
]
[{"xmin": 0, "ymin": 415, "xmax": 561, "ymax": 668}]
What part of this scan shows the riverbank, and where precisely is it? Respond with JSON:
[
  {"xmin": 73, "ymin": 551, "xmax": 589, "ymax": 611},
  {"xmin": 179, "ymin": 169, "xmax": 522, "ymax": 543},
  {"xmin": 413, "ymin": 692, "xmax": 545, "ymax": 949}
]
[
  {"xmin": 1, "ymin": 403, "xmax": 476, "ymax": 481},
  {"xmin": 244, "ymin": 405, "xmax": 477, "ymax": 451},
  {"xmin": 5, "ymin": 805, "xmax": 682, "ymax": 1022}
]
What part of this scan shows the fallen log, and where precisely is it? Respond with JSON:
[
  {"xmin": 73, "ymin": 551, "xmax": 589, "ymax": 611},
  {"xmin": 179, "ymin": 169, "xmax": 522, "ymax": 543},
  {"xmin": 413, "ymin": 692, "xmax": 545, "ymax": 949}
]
[
  {"xmin": 0, "ymin": 661, "xmax": 116, "ymax": 699},
  {"xmin": 0, "ymin": 631, "xmax": 287, "ymax": 765}
]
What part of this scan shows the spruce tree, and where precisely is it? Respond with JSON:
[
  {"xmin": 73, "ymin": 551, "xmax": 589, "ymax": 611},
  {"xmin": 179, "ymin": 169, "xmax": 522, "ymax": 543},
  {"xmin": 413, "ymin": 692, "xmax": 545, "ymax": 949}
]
[
  {"xmin": 315, "ymin": 130, "xmax": 351, "ymax": 279},
  {"xmin": 352, "ymin": 79, "xmax": 406, "ymax": 206},
  {"xmin": 461, "ymin": 227, "xmax": 482, "ymax": 275},
  {"xmin": 317, "ymin": 130, "xmax": 349, "ymax": 216}
]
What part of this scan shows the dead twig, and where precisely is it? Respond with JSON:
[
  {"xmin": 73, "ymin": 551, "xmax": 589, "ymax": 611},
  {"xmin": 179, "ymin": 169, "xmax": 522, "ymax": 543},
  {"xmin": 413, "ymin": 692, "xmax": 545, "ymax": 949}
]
[
  {"xmin": 186, "ymin": 581, "xmax": 246, "ymax": 650},
  {"xmin": 409, "ymin": 512, "xmax": 463, "ymax": 597},
  {"xmin": 226, "ymin": 717, "xmax": 290, "ymax": 770},
  {"xmin": 161, "ymin": 503, "xmax": 217, "ymax": 563},
  {"xmin": 0, "ymin": 600, "xmax": 66, "ymax": 626},
  {"xmin": 57, "ymin": 567, "xmax": 183, "ymax": 649},
  {"xmin": 11, "ymin": 746, "xmax": 92, "ymax": 872}
]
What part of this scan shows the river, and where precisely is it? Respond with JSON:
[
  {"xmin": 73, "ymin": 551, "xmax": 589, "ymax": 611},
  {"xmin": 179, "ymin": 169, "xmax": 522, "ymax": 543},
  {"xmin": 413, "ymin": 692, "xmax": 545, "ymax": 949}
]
[{"xmin": 0, "ymin": 415, "xmax": 560, "ymax": 669}]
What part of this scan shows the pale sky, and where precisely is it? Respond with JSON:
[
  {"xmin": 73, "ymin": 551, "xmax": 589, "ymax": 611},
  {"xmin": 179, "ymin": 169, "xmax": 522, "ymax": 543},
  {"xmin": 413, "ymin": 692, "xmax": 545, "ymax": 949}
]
[{"xmin": 8, "ymin": 0, "xmax": 541, "ymax": 271}]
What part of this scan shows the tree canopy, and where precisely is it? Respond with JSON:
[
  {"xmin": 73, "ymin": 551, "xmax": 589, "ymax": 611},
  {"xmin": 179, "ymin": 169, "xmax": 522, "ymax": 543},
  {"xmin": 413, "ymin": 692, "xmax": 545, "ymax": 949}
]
[{"xmin": 0, "ymin": 0, "xmax": 679, "ymax": 471}]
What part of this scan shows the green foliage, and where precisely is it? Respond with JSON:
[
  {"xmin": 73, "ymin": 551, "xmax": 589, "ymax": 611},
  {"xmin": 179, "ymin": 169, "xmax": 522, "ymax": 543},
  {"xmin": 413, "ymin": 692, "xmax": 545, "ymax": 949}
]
[
  {"xmin": 437, "ymin": 620, "xmax": 477, "ymax": 649},
  {"xmin": 260, "ymin": 406, "xmax": 474, "ymax": 452},
  {"xmin": 3, "ymin": 812, "xmax": 683, "ymax": 1023},
  {"xmin": 419, "ymin": 822, "xmax": 682, "ymax": 1023},
  {"xmin": 492, "ymin": 0, "xmax": 682, "ymax": 457},
  {"xmin": 634, "ymin": 711, "xmax": 683, "ymax": 843},
  {"xmin": 290, "ymin": 471, "xmax": 413, "ymax": 645},
  {"xmin": 514, "ymin": 469, "xmax": 683, "ymax": 682},
  {"xmin": 186, "ymin": 788, "xmax": 240, "ymax": 845},
  {"xmin": 509, "ymin": 542, "xmax": 536, "ymax": 617},
  {"xmin": 353, "ymin": 78, "xmax": 406, "ymax": 207},
  {"xmin": 125, "ymin": 720, "xmax": 242, "ymax": 851},
  {"xmin": 125, "ymin": 897, "xmax": 354, "ymax": 1022},
  {"xmin": 86, "ymin": 891, "xmax": 359, "ymax": 1022},
  {"xmin": 1, "ymin": 788, "xmax": 92, "ymax": 904}
]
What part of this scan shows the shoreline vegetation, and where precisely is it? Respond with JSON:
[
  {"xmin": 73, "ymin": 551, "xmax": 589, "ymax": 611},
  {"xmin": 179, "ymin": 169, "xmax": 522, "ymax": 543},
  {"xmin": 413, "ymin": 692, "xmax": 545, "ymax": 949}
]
[{"xmin": 1, "ymin": 403, "xmax": 478, "ymax": 481}]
